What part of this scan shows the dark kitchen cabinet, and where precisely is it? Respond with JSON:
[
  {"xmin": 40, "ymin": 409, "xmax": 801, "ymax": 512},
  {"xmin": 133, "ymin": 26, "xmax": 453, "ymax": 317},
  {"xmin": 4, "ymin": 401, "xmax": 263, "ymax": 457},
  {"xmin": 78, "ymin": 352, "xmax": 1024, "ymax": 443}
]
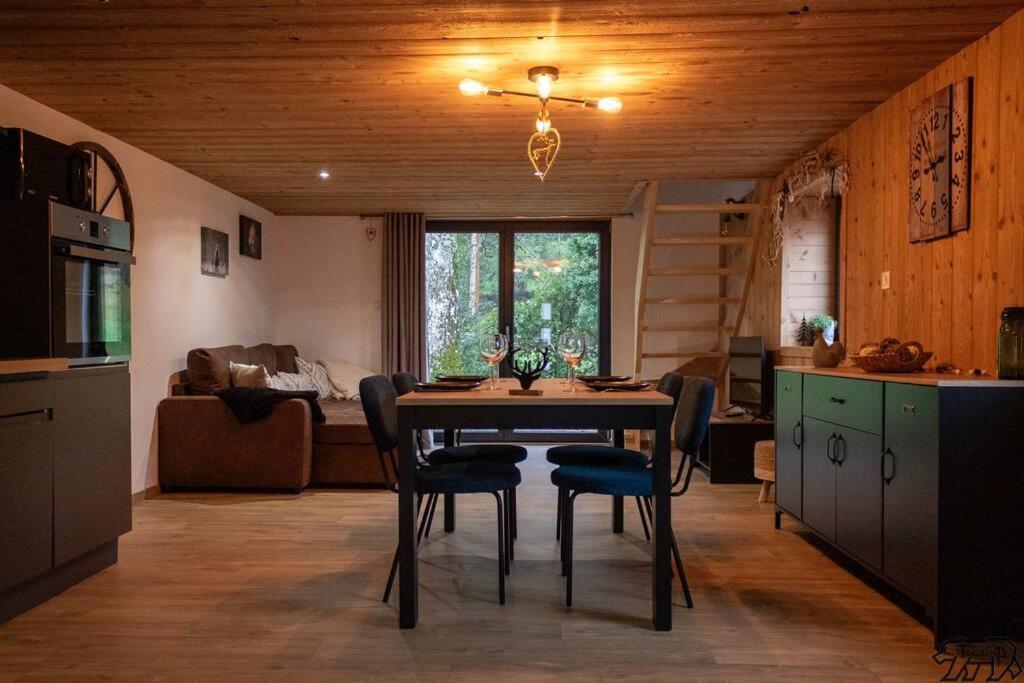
[
  {"xmin": 833, "ymin": 426, "xmax": 882, "ymax": 571},
  {"xmin": 774, "ymin": 371, "xmax": 803, "ymax": 518},
  {"xmin": 800, "ymin": 417, "xmax": 838, "ymax": 541},
  {"xmin": 774, "ymin": 368, "xmax": 1024, "ymax": 646},
  {"xmin": 52, "ymin": 371, "xmax": 132, "ymax": 565},
  {"xmin": 882, "ymin": 383, "xmax": 938, "ymax": 606},
  {"xmin": 0, "ymin": 408, "xmax": 54, "ymax": 593}
]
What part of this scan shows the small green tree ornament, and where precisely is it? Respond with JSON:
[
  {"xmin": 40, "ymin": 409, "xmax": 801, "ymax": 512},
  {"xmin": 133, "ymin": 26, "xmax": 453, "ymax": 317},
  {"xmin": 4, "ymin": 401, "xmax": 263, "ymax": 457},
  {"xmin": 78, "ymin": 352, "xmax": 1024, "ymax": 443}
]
[{"xmin": 796, "ymin": 316, "xmax": 814, "ymax": 346}]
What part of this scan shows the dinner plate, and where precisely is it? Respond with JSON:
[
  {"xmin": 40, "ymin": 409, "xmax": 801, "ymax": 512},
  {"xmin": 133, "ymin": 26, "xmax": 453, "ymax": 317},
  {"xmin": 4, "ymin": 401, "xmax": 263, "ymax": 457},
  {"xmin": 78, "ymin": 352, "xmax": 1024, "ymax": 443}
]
[
  {"xmin": 434, "ymin": 374, "xmax": 488, "ymax": 383},
  {"xmin": 415, "ymin": 381, "xmax": 481, "ymax": 391},
  {"xmin": 578, "ymin": 374, "xmax": 633, "ymax": 383},
  {"xmin": 586, "ymin": 381, "xmax": 651, "ymax": 392}
]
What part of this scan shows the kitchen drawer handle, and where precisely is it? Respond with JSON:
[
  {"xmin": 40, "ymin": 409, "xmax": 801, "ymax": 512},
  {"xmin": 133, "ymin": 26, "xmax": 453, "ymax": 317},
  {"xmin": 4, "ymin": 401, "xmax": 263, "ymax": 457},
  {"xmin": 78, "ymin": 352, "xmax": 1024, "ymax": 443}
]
[
  {"xmin": 829, "ymin": 396, "xmax": 846, "ymax": 405},
  {"xmin": 0, "ymin": 409, "xmax": 52, "ymax": 427},
  {"xmin": 792, "ymin": 421, "xmax": 802, "ymax": 448},
  {"xmin": 834, "ymin": 434, "xmax": 847, "ymax": 466},
  {"xmin": 901, "ymin": 404, "xmax": 916, "ymax": 415},
  {"xmin": 882, "ymin": 447, "xmax": 895, "ymax": 484},
  {"xmin": 826, "ymin": 433, "xmax": 837, "ymax": 463}
]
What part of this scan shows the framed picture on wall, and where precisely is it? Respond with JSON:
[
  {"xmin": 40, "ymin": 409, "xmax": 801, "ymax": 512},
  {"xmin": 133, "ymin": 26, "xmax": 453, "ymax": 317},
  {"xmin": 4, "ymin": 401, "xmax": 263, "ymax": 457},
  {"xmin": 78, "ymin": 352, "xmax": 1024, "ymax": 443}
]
[
  {"xmin": 200, "ymin": 226, "xmax": 229, "ymax": 277},
  {"xmin": 240, "ymin": 215, "xmax": 262, "ymax": 259}
]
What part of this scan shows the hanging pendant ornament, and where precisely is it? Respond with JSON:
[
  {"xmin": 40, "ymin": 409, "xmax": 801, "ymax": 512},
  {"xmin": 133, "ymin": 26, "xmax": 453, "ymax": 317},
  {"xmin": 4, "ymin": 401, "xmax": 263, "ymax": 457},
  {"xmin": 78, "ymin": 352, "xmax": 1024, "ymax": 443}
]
[{"xmin": 528, "ymin": 105, "xmax": 560, "ymax": 181}]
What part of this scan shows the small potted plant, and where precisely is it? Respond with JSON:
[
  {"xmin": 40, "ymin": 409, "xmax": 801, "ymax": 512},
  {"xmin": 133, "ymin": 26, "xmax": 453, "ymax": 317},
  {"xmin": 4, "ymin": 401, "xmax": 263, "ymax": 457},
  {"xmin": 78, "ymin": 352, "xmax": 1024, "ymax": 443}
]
[{"xmin": 809, "ymin": 314, "xmax": 838, "ymax": 345}]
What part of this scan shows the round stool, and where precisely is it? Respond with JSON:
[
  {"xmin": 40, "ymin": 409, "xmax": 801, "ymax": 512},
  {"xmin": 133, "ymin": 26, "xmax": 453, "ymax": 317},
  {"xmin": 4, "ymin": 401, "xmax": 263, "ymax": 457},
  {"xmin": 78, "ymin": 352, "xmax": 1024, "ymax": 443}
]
[{"xmin": 753, "ymin": 440, "xmax": 775, "ymax": 503}]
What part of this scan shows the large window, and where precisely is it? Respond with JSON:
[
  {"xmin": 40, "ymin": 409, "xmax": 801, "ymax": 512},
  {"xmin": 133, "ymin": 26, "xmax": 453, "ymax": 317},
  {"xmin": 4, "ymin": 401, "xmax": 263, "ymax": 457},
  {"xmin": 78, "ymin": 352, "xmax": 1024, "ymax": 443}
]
[{"xmin": 425, "ymin": 221, "xmax": 611, "ymax": 441}]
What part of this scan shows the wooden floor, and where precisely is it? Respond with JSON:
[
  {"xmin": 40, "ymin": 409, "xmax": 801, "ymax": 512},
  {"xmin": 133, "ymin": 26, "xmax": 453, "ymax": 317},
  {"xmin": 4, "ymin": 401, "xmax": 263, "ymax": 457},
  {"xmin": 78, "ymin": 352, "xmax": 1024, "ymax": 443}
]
[{"xmin": 0, "ymin": 447, "xmax": 943, "ymax": 681}]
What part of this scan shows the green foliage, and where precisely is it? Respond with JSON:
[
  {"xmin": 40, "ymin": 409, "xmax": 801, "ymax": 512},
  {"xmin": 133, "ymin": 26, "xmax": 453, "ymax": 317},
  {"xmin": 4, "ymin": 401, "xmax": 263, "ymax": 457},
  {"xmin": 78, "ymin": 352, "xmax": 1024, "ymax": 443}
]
[
  {"xmin": 809, "ymin": 313, "xmax": 836, "ymax": 332},
  {"xmin": 425, "ymin": 231, "xmax": 602, "ymax": 379}
]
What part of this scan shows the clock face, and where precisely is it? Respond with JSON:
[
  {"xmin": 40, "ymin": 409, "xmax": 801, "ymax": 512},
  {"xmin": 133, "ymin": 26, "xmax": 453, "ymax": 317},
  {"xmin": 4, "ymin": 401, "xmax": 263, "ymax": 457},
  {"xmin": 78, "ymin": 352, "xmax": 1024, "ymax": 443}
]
[{"xmin": 910, "ymin": 92, "xmax": 952, "ymax": 237}]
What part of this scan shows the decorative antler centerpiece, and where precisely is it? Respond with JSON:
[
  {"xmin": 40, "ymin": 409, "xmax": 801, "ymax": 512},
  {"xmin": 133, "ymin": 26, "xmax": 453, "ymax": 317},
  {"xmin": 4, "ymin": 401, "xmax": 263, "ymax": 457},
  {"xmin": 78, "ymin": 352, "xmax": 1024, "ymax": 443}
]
[{"xmin": 506, "ymin": 345, "xmax": 551, "ymax": 393}]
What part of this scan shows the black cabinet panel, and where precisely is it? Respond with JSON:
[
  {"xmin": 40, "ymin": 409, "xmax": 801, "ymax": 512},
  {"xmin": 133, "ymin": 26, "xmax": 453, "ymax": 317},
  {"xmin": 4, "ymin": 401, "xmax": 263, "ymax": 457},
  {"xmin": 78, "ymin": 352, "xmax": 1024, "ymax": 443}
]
[
  {"xmin": 775, "ymin": 371, "xmax": 803, "ymax": 517},
  {"xmin": 801, "ymin": 417, "xmax": 837, "ymax": 542},
  {"xmin": 834, "ymin": 426, "xmax": 883, "ymax": 571},
  {"xmin": 0, "ymin": 409, "xmax": 54, "ymax": 593},
  {"xmin": 52, "ymin": 371, "xmax": 132, "ymax": 566},
  {"xmin": 883, "ymin": 383, "xmax": 938, "ymax": 606}
]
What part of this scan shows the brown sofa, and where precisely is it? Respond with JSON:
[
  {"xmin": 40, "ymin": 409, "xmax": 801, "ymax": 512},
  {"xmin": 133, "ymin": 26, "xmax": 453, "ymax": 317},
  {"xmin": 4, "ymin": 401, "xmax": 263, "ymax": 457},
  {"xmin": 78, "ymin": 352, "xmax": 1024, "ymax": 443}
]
[{"xmin": 157, "ymin": 343, "xmax": 383, "ymax": 492}]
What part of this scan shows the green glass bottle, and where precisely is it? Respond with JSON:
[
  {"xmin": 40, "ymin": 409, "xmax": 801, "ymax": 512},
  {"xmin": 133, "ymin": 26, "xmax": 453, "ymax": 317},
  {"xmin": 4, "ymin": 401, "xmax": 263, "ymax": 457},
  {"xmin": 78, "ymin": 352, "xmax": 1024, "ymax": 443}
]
[{"xmin": 997, "ymin": 307, "xmax": 1024, "ymax": 379}]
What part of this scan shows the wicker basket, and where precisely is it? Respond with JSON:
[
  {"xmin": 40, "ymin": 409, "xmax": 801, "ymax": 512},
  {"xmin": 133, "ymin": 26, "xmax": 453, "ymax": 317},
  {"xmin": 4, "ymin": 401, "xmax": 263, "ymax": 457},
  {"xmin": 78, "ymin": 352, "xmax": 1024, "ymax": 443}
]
[{"xmin": 850, "ymin": 341, "xmax": 932, "ymax": 373}]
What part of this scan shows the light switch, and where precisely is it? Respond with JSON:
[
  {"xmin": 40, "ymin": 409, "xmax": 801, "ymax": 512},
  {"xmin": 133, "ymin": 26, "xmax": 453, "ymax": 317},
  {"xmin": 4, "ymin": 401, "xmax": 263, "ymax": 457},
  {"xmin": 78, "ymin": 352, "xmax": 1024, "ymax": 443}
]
[{"xmin": 880, "ymin": 271, "xmax": 891, "ymax": 290}]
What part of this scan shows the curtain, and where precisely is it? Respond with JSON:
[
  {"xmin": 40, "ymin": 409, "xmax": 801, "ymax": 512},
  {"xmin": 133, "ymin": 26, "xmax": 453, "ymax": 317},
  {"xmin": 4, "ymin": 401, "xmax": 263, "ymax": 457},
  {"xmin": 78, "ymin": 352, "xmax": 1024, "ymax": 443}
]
[{"xmin": 381, "ymin": 213, "xmax": 426, "ymax": 379}]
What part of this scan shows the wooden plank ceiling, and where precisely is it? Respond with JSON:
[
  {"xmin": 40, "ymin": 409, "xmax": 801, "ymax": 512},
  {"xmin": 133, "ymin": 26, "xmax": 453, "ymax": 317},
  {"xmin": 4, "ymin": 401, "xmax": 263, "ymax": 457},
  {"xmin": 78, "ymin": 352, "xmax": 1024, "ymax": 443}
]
[{"xmin": 0, "ymin": 0, "xmax": 1021, "ymax": 217}]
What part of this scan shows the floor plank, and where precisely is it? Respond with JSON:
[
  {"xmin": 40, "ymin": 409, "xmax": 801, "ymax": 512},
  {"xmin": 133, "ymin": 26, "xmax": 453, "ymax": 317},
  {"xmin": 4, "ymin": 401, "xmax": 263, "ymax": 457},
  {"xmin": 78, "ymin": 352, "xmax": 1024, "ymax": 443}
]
[{"xmin": 0, "ymin": 447, "xmax": 943, "ymax": 681}]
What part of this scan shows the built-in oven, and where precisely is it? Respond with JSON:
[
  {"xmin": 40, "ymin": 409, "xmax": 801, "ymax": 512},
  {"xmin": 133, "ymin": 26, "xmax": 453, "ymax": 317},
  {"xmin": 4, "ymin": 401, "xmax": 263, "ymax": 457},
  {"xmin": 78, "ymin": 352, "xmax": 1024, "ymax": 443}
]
[{"xmin": 49, "ymin": 202, "xmax": 134, "ymax": 366}]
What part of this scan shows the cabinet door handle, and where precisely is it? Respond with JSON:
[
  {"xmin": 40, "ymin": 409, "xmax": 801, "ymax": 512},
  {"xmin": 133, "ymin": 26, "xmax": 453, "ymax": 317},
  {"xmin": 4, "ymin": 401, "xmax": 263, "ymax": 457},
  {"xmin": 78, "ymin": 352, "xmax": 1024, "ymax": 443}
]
[
  {"xmin": 792, "ymin": 420, "xmax": 802, "ymax": 448},
  {"xmin": 0, "ymin": 409, "xmax": 52, "ymax": 427},
  {"xmin": 834, "ymin": 434, "xmax": 846, "ymax": 466},
  {"xmin": 826, "ymin": 433, "xmax": 837, "ymax": 463},
  {"xmin": 901, "ymin": 404, "xmax": 916, "ymax": 416},
  {"xmin": 829, "ymin": 396, "xmax": 846, "ymax": 405},
  {"xmin": 882, "ymin": 448, "xmax": 895, "ymax": 484}
]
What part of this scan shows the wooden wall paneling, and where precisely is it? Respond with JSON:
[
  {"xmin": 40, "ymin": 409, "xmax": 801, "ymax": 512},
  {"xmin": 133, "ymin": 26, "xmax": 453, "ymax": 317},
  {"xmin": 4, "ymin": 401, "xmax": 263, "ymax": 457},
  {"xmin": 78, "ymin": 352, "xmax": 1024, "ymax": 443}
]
[
  {"xmin": 884, "ymin": 87, "xmax": 908, "ymax": 343},
  {"xmin": 930, "ymin": 58, "xmax": 956, "ymax": 366},
  {"xmin": 950, "ymin": 43, "xmax": 977, "ymax": 369},
  {"xmin": 996, "ymin": 16, "xmax": 1023, "ymax": 344},
  {"xmin": 970, "ymin": 28, "xmax": 1004, "ymax": 371},
  {"xmin": 904, "ymin": 69, "xmax": 931, "ymax": 355}
]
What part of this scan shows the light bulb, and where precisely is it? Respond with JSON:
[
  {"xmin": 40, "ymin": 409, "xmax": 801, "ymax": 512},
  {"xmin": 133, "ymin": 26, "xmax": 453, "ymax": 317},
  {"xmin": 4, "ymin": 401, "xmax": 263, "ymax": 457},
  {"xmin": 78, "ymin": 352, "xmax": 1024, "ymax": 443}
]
[
  {"xmin": 318, "ymin": 170, "xmax": 330, "ymax": 180},
  {"xmin": 535, "ymin": 115, "xmax": 551, "ymax": 134},
  {"xmin": 597, "ymin": 97, "xmax": 622, "ymax": 113},
  {"xmin": 536, "ymin": 74, "xmax": 553, "ymax": 101},
  {"xmin": 459, "ymin": 78, "xmax": 489, "ymax": 96}
]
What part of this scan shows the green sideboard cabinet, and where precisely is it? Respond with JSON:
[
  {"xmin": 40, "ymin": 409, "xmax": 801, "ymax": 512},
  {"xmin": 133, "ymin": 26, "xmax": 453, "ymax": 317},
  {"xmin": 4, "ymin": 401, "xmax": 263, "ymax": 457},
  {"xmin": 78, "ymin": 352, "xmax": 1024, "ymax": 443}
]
[{"xmin": 774, "ymin": 367, "xmax": 1024, "ymax": 646}]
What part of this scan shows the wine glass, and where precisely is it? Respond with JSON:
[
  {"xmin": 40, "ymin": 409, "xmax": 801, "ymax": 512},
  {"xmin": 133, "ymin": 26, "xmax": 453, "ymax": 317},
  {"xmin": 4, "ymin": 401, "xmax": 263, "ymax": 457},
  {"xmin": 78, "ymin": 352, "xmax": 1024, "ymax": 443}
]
[
  {"xmin": 477, "ymin": 331, "xmax": 508, "ymax": 390},
  {"xmin": 557, "ymin": 330, "xmax": 587, "ymax": 392}
]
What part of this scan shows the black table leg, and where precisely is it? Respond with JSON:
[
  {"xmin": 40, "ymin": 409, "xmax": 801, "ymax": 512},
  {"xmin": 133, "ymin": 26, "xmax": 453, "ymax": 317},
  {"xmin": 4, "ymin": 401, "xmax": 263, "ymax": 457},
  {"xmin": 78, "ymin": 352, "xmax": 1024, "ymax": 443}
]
[
  {"xmin": 651, "ymin": 405, "xmax": 672, "ymax": 631},
  {"xmin": 397, "ymin": 406, "xmax": 418, "ymax": 628},
  {"xmin": 612, "ymin": 429, "xmax": 625, "ymax": 533},
  {"xmin": 443, "ymin": 429, "xmax": 456, "ymax": 532}
]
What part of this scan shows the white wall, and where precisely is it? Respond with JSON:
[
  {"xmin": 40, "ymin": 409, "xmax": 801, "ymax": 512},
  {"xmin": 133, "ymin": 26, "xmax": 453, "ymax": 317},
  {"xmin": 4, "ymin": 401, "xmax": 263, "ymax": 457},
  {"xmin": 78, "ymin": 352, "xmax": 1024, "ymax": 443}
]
[
  {"xmin": 268, "ymin": 216, "xmax": 383, "ymax": 371},
  {"xmin": 0, "ymin": 84, "xmax": 278, "ymax": 494}
]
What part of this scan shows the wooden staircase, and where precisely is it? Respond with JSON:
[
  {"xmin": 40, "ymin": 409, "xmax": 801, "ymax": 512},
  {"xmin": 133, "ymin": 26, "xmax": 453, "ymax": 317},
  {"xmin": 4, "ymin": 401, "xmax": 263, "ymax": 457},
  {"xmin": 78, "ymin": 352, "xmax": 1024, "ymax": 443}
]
[{"xmin": 633, "ymin": 180, "xmax": 771, "ymax": 401}]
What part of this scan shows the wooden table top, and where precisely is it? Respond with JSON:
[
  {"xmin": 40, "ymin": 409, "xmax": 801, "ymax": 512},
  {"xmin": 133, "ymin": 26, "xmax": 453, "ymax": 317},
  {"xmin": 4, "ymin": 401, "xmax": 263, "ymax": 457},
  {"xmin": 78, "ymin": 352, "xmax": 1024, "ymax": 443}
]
[{"xmin": 397, "ymin": 377, "xmax": 672, "ymax": 406}]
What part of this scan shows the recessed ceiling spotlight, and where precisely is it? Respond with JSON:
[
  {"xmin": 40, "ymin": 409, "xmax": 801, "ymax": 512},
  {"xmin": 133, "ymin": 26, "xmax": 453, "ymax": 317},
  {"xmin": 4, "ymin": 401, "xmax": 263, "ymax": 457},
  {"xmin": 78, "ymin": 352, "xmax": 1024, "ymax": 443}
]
[{"xmin": 318, "ymin": 170, "xmax": 330, "ymax": 180}]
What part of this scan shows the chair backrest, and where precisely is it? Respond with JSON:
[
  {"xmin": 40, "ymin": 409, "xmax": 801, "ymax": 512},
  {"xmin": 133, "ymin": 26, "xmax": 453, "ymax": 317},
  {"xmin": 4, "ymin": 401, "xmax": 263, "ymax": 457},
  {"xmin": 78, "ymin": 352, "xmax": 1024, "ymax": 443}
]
[
  {"xmin": 392, "ymin": 372, "xmax": 418, "ymax": 397},
  {"xmin": 655, "ymin": 371, "xmax": 684, "ymax": 414},
  {"xmin": 674, "ymin": 376, "xmax": 716, "ymax": 455},
  {"xmin": 359, "ymin": 375, "xmax": 399, "ymax": 454}
]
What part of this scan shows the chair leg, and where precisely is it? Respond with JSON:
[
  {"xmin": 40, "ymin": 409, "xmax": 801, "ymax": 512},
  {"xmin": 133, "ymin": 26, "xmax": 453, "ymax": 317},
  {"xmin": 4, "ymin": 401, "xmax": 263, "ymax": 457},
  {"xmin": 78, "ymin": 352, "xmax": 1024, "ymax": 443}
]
[
  {"xmin": 510, "ymin": 487, "xmax": 518, "ymax": 540},
  {"xmin": 565, "ymin": 491, "xmax": 579, "ymax": 607},
  {"xmin": 670, "ymin": 529, "xmax": 694, "ymax": 608},
  {"xmin": 384, "ymin": 494, "xmax": 426, "ymax": 603},
  {"xmin": 423, "ymin": 493, "xmax": 439, "ymax": 538},
  {"xmin": 758, "ymin": 480, "xmax": 773, "ymax": 503},
  {"xmin": 493, "ymin": 492, "xmax": 506, "ymax": 605},
  {"xmin": 635, "ymin": 496, "xmax": 651, "ymax": 541},
  {"xmin": 503, "ymin": 490, "xmax": 512, "ymax": 573},
  {"xmin": 556, "ymin": 486, "xmax": 564, "ymax": 541}
]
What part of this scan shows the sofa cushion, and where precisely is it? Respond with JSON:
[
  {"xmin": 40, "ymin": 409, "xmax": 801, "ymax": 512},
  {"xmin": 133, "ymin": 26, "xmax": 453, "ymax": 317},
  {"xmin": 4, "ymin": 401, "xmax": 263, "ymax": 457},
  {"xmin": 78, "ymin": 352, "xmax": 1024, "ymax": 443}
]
[
  {"xmin": 315, "ymin": 399, "xmax": 374, "ymax": 445},
  {"xmin": 187, "ymin": 345, "xmax": 250, "ymax": 394},
  {"xmin": 229, "ymin": 361, "xmax": 269, "ymax": 388},
  {"xmin": 320, "ymin": 358, "xmax": 375, "ymax": 400},
  {"xmin": 246, "ymin": 343, "xmax": 280, "ymax": 375},
  {"xmin": 275, "ymin": 345, "xmax": 299, "ymax": 375}
]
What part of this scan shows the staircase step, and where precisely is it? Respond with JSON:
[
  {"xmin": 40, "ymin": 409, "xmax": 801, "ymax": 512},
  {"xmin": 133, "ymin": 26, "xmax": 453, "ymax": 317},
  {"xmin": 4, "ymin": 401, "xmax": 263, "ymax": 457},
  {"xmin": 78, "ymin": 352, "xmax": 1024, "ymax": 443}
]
[
  {"xmin": 647, "ymin": 267, "xmax": 745, "ymax": 277},
  {"xmin": 654, "ymin": 203, "xmax": 763, "ymax": 214},
  {"xmin": 642, "ymin": 324, "xmax": 732, "ymax": 332},
  {"xmin": 651, "ymin": 235, "xmax": 754, "ymax": 246},
  {"xmin": 641, "ymin": 351, "xmax": 729, "ymax": 359},
  {"xmin": 644, "ymin": 297, "xmax": 741, "ymax": 305}
]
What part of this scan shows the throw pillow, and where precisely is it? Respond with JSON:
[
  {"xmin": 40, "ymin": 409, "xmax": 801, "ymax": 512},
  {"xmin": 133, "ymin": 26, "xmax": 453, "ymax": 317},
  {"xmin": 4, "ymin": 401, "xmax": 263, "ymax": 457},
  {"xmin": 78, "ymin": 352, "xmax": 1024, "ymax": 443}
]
[
  {"xmin": 295, "ymin": 357, "xmax": 333, "ymax": 399},
  {"xmin": 320, "ymin": 358, "xmax": 375, "ymax": 400},
  {"xmin": 228, "ymin": 361, "xmax": 268, "ymax": 388},
  {"xmin": 266, "ymin": 371, "xmax": 315, "ymax": 392}
]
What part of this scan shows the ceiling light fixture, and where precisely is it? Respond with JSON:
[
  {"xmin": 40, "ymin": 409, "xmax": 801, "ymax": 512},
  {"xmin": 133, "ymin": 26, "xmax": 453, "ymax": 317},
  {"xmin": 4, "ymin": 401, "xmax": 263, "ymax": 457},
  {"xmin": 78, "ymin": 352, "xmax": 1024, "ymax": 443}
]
[
  {"xmin": 318, "ymin": 170, "xmax": 331, "ymax": 180},
  {"xmin": 458, "ymin": 66, "xmax": 622, "ymax": 181}
]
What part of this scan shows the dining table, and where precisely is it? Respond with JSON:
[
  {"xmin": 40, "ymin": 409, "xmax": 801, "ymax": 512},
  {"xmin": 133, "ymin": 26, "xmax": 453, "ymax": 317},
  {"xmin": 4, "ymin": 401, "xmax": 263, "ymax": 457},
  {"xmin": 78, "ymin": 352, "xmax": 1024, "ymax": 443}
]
[{"xmin": 395, "ymin": 377, "xmax": 676, "ymax": 630}]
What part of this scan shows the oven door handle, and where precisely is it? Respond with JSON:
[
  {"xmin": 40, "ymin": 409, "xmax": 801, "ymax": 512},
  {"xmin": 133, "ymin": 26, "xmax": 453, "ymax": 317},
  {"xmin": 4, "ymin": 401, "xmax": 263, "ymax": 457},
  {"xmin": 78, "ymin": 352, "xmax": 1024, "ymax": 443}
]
[{"xmin": 59, "ymin": 243, "xmax": 136, "ymax": 266}]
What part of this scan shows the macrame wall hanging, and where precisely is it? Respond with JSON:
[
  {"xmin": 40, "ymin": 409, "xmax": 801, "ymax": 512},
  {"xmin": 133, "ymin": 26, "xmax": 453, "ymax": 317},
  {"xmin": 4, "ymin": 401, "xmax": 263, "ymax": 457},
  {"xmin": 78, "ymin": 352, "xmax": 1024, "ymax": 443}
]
[{"xmin": 762, "ymin": 148, "xmax": 850, "ymax": 269}]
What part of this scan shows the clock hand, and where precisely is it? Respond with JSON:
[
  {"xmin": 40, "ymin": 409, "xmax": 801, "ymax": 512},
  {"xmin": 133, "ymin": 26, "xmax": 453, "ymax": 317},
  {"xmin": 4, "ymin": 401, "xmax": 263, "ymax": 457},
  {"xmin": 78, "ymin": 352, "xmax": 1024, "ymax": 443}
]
[
  {"xmin": 925, "ymin": 154, "xmax": 947, "ymax": 175},
  {"xmin": 919, "ymin": 129, "xmax": 935, "ymax": 167}
]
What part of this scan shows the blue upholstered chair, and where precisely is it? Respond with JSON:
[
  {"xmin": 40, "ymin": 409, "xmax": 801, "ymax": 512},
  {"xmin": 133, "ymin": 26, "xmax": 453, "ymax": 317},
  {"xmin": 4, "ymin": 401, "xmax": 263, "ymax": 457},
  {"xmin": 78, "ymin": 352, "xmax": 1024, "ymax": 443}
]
[
  {"xmin": 361, "ymin": 375, "xmax": 521, "ymax": 605},
  {"xmin": 392, "ymin": 372, "xmax": 527, "ymax": 548},
  {"xmin": 546, "ymin": 372, "xmax": 684, "ymax": 541},
  {"xmin": 550, "ymin": 376, "xmax": 715, "ymax": 609}
]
